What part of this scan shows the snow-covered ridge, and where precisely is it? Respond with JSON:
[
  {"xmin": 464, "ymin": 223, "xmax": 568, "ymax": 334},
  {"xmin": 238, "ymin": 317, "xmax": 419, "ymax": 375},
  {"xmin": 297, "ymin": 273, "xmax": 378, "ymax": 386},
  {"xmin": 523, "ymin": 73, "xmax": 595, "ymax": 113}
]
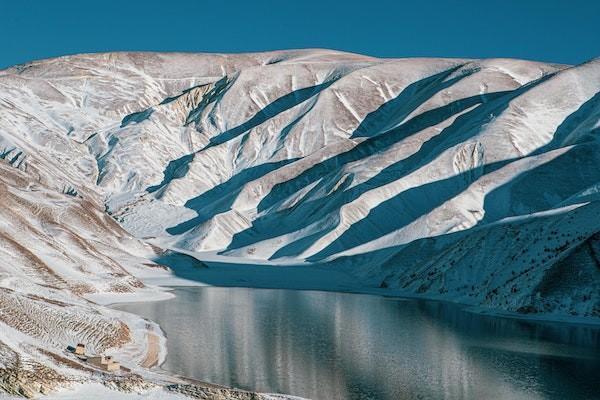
[{"xmin": 0, "ymin": 49, "xmax": 599, "ymax": 397}]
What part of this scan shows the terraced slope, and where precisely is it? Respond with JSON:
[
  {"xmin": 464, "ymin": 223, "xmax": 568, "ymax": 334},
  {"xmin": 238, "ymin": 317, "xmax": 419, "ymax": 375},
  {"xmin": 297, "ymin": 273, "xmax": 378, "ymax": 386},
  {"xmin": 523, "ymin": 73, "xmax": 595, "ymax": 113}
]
[{"xmin": 0, "ymin": 159, "xmax": 170, "ymax": 397}]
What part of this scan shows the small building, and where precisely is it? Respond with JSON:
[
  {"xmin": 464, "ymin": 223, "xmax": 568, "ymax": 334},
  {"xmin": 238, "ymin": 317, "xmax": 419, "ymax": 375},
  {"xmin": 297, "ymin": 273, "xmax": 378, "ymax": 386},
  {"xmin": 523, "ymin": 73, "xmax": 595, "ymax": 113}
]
[
  {"xmin": 75, "ymin": 343, "xmax": 85, "ymax": 355},
  {"xmin": 69, "ymin": 343, "xmax": 120, "ymax": 372},
  {"xmin": 105, "ymin": 360, "xmax": 120, "ymax": 372}
]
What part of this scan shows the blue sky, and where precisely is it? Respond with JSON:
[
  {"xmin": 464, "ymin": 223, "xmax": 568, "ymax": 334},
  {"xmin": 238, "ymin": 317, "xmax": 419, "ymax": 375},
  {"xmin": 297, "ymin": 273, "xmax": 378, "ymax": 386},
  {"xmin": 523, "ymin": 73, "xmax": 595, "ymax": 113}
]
[{"xmin": 1, "ymin": 0, "xmax": 598, "ymax": 69}]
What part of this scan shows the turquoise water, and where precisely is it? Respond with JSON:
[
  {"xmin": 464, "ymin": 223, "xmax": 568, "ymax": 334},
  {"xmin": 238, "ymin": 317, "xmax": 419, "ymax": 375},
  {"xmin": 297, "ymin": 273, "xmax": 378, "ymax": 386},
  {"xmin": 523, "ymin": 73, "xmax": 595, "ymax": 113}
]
[{"xmin": 114, "ymin": 287, "xmax": 600, "ymax": 400}]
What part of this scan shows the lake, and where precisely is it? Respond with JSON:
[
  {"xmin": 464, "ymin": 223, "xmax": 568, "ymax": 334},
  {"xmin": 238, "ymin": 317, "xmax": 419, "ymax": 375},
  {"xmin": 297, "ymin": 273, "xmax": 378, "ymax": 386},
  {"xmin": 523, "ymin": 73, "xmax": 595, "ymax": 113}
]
[{"xmin": 113, "ymin": 287, "xmax": 600, "ymax": 400}]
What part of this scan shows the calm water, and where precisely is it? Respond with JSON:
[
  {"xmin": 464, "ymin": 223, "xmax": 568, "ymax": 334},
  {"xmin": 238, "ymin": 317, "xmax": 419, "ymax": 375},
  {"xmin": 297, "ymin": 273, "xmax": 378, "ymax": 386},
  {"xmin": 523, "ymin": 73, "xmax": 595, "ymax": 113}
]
[{"xmin": 114, "ymin": 288, "xmax": 600, "ymax": 400}]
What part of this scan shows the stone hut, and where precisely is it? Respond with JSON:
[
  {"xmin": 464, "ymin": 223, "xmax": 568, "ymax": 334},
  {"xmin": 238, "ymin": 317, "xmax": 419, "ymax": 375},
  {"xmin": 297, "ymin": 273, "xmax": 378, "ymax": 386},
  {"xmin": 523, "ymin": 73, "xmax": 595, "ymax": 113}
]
[{"xmin": 75, "ymin": 343, "xmax": 85, "ymax": 355}]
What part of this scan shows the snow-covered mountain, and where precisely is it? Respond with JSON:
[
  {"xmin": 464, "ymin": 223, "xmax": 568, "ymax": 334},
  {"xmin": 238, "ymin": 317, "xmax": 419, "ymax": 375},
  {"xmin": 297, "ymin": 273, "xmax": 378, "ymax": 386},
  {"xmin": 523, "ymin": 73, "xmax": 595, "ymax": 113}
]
[{"xmin": 0, "ymin": 50, "xmax": 599, "ymax": 396}]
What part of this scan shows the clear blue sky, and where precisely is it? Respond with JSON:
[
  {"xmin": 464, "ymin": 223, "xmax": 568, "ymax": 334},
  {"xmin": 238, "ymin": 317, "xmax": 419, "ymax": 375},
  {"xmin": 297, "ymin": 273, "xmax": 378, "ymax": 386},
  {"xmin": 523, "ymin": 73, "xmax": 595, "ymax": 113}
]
[{"xmin": 1, "ymin": 0, "xmax": 598, "ymax": 69}]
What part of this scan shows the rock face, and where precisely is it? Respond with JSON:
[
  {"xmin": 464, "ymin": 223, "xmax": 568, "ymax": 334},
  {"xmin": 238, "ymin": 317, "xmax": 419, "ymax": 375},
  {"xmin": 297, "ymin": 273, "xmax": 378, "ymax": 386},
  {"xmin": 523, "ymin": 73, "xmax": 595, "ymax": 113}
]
[{"xmin": 0, "ymin": 50, "xmax": 599, "ymax": 384}]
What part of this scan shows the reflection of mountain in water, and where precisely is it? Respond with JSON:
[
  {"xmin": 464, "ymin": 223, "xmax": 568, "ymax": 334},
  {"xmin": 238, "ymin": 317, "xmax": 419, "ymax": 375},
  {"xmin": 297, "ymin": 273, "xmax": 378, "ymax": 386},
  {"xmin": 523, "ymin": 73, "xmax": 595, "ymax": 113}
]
[{"xmin": 114, "ymin": 288, "xmax": 600, "ymax": 400}]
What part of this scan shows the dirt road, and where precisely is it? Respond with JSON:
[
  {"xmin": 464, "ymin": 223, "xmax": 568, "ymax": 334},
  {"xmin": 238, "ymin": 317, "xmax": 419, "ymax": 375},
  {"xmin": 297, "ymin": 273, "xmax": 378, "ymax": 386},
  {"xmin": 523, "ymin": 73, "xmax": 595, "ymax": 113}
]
[{"xmin": 141, "ymin": 332, "xmax": 160, "ymax": 368}]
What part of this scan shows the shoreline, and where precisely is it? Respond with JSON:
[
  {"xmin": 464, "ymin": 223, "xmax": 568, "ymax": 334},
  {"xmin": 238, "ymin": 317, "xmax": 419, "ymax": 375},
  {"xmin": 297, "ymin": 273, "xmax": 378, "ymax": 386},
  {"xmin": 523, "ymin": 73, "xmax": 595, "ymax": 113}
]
[
  {"xmin": 114, "ymin": 282, "xmax": 600, "ymax": 329},
  {"xmin": 119, "ymin": 270, "xmax": 600, "ymax": 328},
  {"xmin": 102, "ymin": 255, "xmax": 600, "ymax": 382},
  {"xmin": 106, "ymin": 279, "xmax": 600, "ymax": 400},
  {"xmin": 145, "ymin": 246, "xmax": 600, "ymax": 327},
  {"xmin": 105, "ymin": 277, "xmax": 600, "ymax": 383},
  {"xmin": 95, "ymin": 247, "xmax": 600, "ymax": 397}
]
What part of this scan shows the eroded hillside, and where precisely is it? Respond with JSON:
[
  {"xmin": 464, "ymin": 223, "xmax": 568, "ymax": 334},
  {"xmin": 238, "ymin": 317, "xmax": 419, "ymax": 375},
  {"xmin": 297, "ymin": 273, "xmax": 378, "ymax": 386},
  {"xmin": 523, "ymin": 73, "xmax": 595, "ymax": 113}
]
[{"xmin": 0, "ymin": 49, "xmax": 599, "ymax": 396}]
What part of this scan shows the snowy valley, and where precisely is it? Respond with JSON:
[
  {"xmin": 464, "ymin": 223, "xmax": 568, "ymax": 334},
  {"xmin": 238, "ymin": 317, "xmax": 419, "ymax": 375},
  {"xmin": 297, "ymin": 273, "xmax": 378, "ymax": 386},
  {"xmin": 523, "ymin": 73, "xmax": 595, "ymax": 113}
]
[{"xmin": 0, "ymin": 49, "xmax": 599, "ymax": 398}]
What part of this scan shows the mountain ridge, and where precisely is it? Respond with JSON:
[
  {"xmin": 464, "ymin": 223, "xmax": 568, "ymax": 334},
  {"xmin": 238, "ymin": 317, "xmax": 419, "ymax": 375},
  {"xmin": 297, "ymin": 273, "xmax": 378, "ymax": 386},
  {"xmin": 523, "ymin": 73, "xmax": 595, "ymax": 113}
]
[{"xmin": 0, "ymin": 49, "xmax": 598, "ymax": 397}]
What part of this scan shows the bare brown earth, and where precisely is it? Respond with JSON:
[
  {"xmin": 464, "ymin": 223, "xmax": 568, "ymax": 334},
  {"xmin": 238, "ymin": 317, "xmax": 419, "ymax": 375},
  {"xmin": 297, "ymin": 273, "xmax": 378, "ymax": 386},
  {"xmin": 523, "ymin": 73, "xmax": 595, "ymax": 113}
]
[{"xmin": 140, "ymin": 332, "xmax": 160, "ymax": 368}]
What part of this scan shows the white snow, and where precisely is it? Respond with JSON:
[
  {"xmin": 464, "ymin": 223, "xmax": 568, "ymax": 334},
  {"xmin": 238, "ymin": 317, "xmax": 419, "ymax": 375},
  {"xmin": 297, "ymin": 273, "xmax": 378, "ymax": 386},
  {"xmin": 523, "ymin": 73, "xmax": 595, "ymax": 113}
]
[{"xmin": 0, "ymin": 50, "xmax": 598, "ymax": 398}]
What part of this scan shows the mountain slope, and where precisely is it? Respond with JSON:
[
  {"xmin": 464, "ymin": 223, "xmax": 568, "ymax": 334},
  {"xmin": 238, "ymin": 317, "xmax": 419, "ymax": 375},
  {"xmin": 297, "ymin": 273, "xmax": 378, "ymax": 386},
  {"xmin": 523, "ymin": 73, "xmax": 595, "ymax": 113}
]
[{"xmin": 0, "ymin": 49, "xmax": 599, "ymax": 396}]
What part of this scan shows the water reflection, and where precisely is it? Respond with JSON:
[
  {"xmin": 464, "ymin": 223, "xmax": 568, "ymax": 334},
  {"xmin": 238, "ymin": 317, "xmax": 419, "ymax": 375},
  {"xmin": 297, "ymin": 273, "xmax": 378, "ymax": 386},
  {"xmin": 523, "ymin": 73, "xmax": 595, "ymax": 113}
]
[{"xmin": 114, "ymin": 288, "xmax": 600, "ymax": 400}]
